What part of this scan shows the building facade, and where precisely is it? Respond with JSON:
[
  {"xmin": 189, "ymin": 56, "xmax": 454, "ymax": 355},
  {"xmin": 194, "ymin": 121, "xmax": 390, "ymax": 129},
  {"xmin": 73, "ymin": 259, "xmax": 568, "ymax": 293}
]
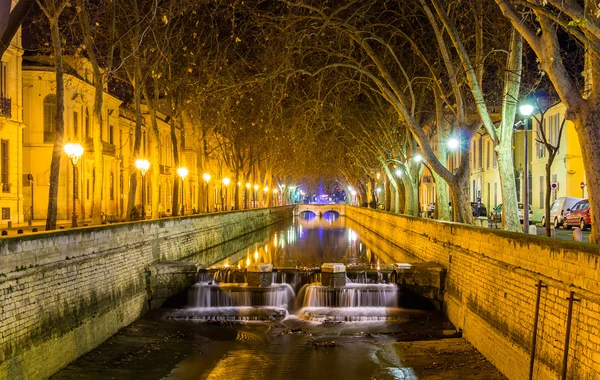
[{"xmin": 0, "ymin": 0, "xmax": 25, "ymax": 226}]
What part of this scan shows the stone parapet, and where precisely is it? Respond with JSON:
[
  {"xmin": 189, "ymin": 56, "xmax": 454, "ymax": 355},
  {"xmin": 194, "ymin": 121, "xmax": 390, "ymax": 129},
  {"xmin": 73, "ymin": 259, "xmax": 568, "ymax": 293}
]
[
  {"xmin": 0, "ymin": 207, "xmax": 293, "ymax": 380},
  {"xmin": 321, "ymin": 263, "xmax": 346, "ymax": 287},
  {"xmin": 247, "ymin": 263, "xmax": 273, "ymax": 287},
  {"xmin": 345, "ymin": 205, "xmax": 600, "ymax": 380}
]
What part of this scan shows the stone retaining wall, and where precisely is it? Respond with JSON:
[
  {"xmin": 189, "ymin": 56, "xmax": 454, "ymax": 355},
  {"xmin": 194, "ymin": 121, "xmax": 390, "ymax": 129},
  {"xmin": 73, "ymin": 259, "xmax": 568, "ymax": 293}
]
[
  {"xmin": 0, "ymin": 207, "xmax": 292, "ymax": 380},
  {"xmin": 345, "ymin": 206, "xmax": 600, "ymax": 380}
]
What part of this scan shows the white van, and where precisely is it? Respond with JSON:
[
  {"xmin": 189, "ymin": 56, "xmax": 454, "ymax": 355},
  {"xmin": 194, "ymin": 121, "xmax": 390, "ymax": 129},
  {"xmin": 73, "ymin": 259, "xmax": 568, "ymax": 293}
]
[{"xmin": 541, "ymin": 197, "xmax": 584, "ymax": 228}]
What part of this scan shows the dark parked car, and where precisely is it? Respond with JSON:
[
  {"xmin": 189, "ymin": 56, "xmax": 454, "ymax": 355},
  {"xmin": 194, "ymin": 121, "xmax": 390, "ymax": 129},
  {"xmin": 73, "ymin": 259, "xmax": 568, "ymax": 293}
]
[
  {"xmin": 491, "ymin": 203, "xmax": 533, "ymax": 224},
  {"xmin": 563, "ymin": 199, "xmax": 591, "ymax": 231},
  {"xmin": 471, "ymin": 202, "xmax": 487, "ymax": 217}
]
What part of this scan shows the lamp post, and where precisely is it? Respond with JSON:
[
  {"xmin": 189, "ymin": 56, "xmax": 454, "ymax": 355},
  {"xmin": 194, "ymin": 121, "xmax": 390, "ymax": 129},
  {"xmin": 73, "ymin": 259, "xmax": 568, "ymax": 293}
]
[
  {"xmin": 520, "ymin": 104, "xmax": 534, "ymax": 233},
  {"xmin": 135, "ymin": 159, "xmax": 150, "ymax": 220},
  {"xmin": 64, "ymin": 143, "xmax": 84, "ymax": 227},
  {"xmin": 245, "ymin": 182, "xmax": 251, "ymax": 209},
  {"xmin": 203, "ymin": 173, "xmax": 211, "ymax": 213},
  {"xmin": 222, "ymin": 177, "xmax": 231, "ymax": 211},
  {"xmin": 253, "ymin": 184, "xmax": 259, "ymax": 208},
  {"xmin": 177, "ymin": 167, "xmax": 188, "ymax": 215}
]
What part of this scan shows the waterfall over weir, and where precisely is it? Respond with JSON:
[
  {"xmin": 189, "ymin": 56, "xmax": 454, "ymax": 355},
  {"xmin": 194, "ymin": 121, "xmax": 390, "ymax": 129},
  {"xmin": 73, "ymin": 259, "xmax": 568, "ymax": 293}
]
[
  {"xmin": 298, "ymin": 284, "xmax": 398, "ymax": 308},
  {"xmin": 189, "ymin": 282, "xmax": 295, "ymax": 309}
]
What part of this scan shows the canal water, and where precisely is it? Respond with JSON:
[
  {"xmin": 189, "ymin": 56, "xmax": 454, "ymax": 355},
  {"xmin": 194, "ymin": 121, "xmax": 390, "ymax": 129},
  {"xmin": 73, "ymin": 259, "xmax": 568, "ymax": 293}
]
[{"xmin": 52, "ymin": 213, "xmax": 504, "ymax": 379}]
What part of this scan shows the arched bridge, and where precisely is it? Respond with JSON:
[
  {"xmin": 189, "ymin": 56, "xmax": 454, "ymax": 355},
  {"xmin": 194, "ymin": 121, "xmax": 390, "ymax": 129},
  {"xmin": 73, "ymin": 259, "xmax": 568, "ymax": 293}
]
[{"xmin": 293, "ymin": 204, "xmax": 346, "ymax": 217}]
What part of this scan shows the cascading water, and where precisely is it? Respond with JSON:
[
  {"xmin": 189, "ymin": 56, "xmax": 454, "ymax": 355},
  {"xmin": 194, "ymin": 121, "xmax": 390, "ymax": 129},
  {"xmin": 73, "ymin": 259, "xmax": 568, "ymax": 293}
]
[
  {"xmin": 189, "ymin": 282, "xmax": 295, "ymax": 309},
  {"xmin": 298, "ymin": 284, "xmax": 398, "ymax": 308}
]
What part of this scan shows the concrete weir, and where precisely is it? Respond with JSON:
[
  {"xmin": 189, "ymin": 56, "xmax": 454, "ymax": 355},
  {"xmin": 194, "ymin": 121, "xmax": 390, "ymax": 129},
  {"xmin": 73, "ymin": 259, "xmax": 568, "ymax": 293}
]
[{"xmin": 0, "ymin": 207, "xmax": 293, "ymax": 380}]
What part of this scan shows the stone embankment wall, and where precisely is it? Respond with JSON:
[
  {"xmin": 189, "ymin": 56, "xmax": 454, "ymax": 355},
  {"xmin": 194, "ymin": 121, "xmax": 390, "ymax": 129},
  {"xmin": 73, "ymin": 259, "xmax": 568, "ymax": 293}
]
[
  {"xmin": 345, "ymin": 206, "xmax": 600, "ymax": 380},
  {"xmin": 0, "ymin": 207, "xmax": 292, "ymax": 380}
]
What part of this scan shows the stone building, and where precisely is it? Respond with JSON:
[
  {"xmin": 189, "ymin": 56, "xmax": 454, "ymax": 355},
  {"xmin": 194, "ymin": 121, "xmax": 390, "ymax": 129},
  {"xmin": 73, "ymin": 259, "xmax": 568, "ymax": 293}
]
[{"xmin": 0, "ymin": 0, "xmax": 25, "ymax": 226}]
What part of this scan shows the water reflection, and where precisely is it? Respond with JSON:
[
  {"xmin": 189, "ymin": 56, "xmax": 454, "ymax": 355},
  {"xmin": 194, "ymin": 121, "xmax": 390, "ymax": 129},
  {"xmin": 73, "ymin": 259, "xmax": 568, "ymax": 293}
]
[{"xmin": 214, "ymin": 216, "xmax": 414, "ymax": 270}]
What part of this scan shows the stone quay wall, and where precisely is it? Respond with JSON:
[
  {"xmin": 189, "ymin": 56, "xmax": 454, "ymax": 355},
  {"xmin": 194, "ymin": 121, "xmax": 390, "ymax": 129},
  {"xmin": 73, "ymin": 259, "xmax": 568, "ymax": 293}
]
[
  {"xmin": 0, "ymin": 207, "xmax": 292, "ymax": 380},
  {"xmin": 345, "ymin": 206, "xmax": 600, "ymax": 380}
]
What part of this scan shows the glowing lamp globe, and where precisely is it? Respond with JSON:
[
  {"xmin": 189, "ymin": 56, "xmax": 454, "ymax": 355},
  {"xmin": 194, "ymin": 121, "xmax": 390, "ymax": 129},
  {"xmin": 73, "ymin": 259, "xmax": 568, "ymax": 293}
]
[
  {"xmin": 177, "ymin": 167, "xmax": 188, "ymax": 180},
  {"xmin": 519, "ymin": 104, "xmax": 534, "ymax": 116}
]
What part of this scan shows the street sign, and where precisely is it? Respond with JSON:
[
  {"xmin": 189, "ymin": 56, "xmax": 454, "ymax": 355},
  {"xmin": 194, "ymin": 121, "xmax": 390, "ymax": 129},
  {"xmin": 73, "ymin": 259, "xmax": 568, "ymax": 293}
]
[
  {"xmin": 551, "ymin": 182, "xmax": 558, "ymax": 189},
  {"xmin": 581, "ymin": 182, "xmax": 586, "ymax": 189}
]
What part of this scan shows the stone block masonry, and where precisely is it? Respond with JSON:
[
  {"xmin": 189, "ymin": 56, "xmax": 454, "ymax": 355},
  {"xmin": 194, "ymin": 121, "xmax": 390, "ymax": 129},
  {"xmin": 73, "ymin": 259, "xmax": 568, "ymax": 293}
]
[
  {"xmin": 345, "ymin": 206, "xmax": 600, "ymax": 380},
  {"xmin": 0, "ymin": 207, "xmax": 292, "ymax": 380}
]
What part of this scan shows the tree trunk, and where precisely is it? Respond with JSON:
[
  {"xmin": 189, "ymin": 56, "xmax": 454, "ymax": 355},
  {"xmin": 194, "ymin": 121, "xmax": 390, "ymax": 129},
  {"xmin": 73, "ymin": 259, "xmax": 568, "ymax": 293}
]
[
  {"xmin": 449, "ymin": 168, "xmax": 473, "ymax": 224},
  {"xmin": 91, "ymin": 74, "xmax": 103, "ymax": 225},
  {"xmin": 433, "ymin": 171, "xmax": 450, "ymax": 221},
  {"xmin": 126, "ymin": 61, "xmax": 142, "ymax": 221},
  {"xmin": 45, "ymin": 17, "xmax": 65, "ymax": 231},
  {"xmin": 497, "ymin": 143, "xmax": 520, "ymax": 231},
  {"xmin": 544, "ymin": 157, "xmax": 554, "ymax": 236},
  {"xmin": 401, "ymin": 176, "xmax": 419, "ymax": 216},
  {"xmin": 149, "ymin": 126, "xmax": 160, "ymax": 218},
  {"xmin": 575, "ymin": 106, "xmax": 600, "ymax": 243},
  {"xmin": 496, "ymin": 31, "xmax": 522, "ymax": 232},
  {"xmin": 170, "ymin": 117, "xmax": 180, "ymax": 216}
]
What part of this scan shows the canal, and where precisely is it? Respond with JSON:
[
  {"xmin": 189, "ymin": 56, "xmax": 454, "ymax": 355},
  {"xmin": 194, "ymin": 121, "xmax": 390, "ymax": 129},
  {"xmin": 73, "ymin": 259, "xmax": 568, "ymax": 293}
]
[{"xmin": 52, "ymin": 213, "xmax": 503, "ymax": 379}]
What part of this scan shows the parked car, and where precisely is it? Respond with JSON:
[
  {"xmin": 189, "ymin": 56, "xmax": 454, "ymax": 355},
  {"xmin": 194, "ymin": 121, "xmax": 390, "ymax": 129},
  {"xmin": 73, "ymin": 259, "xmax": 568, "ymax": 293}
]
[
  {"xmin": 490, "ymin": 203, "xmax": 533, "ymax": 224},
  {"xmin": 541, "ymin": 196, "xmax": 584, "ymax": 228},
  {"xmin": 471, "ymin": 202, "xmax": 487, "ymax": 217},
  {"xmin": 562, "ymin": 199, "xmax": 591, "ymax": 231}
]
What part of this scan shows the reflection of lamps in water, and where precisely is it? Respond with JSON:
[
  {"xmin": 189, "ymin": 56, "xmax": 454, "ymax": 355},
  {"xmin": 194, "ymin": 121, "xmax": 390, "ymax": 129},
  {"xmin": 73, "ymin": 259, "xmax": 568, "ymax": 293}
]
[
  {"xmin": 246, "ymin": 257, "xmax": 251, "ymax": 267},
  {"xmin": 254, "ymin": 250, "xmax": 259, "ymax": 260},
  {"xmin": 264, "ymin": 244, "xmax": 268, "ymax": 253}
]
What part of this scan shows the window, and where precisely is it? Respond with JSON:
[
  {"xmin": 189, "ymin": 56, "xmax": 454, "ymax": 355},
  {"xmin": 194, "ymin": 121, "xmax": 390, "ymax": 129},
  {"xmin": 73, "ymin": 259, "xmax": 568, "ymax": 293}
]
[
  {"xmin": 2, "ymin": 207, "xmax": 9, "ymax": 220},
  {"xmin": 472, "ymin": 140, "xmax": 477, "ymax": 169},
  {"xmin": 486, "ymin": 141, "xmax": 490, "ymax": 169},
  {"xmin": 478, "ymin": 136, "xmax": 483, "ymax": 169},
  {"xmin": 109, "ymin": 125, "xmax": 114, "ymax": 144},
  {"xmin": 536, "ymin": 120, "xmax": 547, "ymax": 159},
  {"xmin": 515, "ymin": 172, "xmax": 521, "ymax": 202},
  {"xmin": 539, "ymin": 176, "xmax": 545, "ymax": 209},
  {"xmin": 0, "ymin": 61, "xmax": 6, "ymax": 98},
  {"xmin": 43, "ymin": 95, "xmax": 57, "ymax": 143},
  {"xmin": 550, "ymin": 114, "xmax": 560, "ymax": 153},
  {"xmin": 110, "ymin": 172, "xmax": 114, "ymax": 200},
  {"xmin": 73, "ymin": 111, "xmax": 79, "ymax": 139},
  {"xmin": 1, "ymin": 140, "xmax": 8, "ymax": 193},
  {"xmin": 494, "ymin": 182, "xmax": 498, "ymax": 207},
  {"xmin": 85, "ymin": 107, "xmax": 90, "ymax": 137}
]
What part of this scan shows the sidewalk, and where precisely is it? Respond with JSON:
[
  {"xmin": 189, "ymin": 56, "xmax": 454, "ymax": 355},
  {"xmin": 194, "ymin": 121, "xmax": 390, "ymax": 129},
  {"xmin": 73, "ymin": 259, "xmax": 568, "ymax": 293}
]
[{"xmin": 0, "ymin": 219, "xmax": 96, "ymax": 237}]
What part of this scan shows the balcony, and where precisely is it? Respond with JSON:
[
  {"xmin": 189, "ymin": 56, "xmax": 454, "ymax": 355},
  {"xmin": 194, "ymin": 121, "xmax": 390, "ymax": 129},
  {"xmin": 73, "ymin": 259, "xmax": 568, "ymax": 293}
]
[
  {"xmin": 83, "ymin": 138, "xmax": 117, "ymax": 156},
  {"xmin": 0, "ymin": 97, "xmax": 10, "ymax": 118},
  {"xmin": 159, "ymin": 165, "xmax": 171, "ymax": 175}
]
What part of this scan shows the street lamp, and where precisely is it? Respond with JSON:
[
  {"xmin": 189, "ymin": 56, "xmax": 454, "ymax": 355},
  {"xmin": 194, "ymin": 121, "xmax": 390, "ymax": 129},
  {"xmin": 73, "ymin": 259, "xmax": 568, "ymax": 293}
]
[
  {"xmin": 222, "ymin": 177, "xmax": 231, "ymax": 211},
  {"xmin": 135, "ymin": 159, "xmax": 150, "ymax": 220},
  {"xmin": 351, "ymin": 190, "xmax": 357, "ymax": 206},
  {"xmin": 64, "ymin": 143, "xmax": 84, "ymax": 227},
  {"xmin": 177, "ymin": 167, "xmax": 188, "ymax": 215},
  {"xmin": 395, "ymin": 169, "xmax": 403, "ymax": 177},
  {"xmin": 254, "ymin": 184, "xmax": 259, "ymax": 208},
  {"xmin": 520, "ymin": 103, "xmax": 534, "ymax": 232},
  {"xmin": 414, "ymin": 154, "xmax": 423, "ymax": 163},
  {"xmin": 245, "ymin": 182, "xmax": 251, "ymax": 209},
  {"xmin": 203, "ymin": 173, "xmax": 211, "ymax": 213},
  {"xmin": 447, "ymin": 138, "xmax": 460, "ymax": 150}
]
